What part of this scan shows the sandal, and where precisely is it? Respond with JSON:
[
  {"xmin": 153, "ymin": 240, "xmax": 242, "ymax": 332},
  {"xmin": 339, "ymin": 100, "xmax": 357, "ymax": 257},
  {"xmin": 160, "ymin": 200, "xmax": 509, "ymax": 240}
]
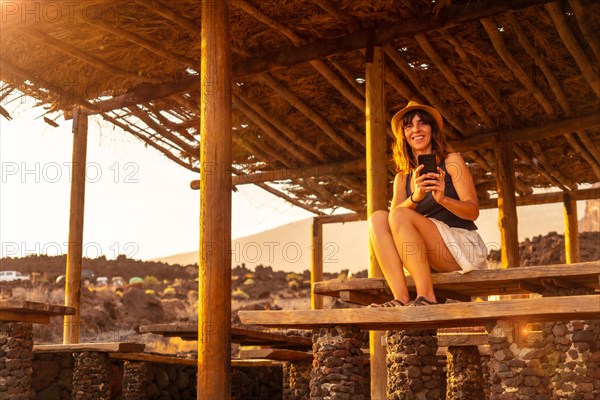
[
  {"xmin": 368, "ymin": 299, "xmax": 405, "ymax": 308},
  {"xmin": 405, "ymin": 296, "xmax": 438, "ymax": 307}
]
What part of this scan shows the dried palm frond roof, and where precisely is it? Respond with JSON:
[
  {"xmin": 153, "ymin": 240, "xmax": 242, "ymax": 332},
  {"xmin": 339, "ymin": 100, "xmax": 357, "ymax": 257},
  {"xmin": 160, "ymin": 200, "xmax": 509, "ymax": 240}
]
[{"xmin": 1, "ymin": 0, "xmax": 599, "ymax": 214}]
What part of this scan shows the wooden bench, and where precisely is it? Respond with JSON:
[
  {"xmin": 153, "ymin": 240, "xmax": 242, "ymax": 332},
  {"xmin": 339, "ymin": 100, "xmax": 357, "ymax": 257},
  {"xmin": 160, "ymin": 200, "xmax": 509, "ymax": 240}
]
[
  {"xmin": 0, "ymin": 300, "xmax": 75, "ymax": 324},
  {"xmin": 313, "ymin": 262, "xmax": 600, "ymax": 305}
]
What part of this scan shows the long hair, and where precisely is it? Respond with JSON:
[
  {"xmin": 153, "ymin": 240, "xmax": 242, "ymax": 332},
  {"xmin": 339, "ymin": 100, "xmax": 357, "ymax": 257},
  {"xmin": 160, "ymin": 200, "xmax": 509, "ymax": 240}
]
[{"xmin": 392, "ymin": 109, "xmax": 447, "ymax": 174}]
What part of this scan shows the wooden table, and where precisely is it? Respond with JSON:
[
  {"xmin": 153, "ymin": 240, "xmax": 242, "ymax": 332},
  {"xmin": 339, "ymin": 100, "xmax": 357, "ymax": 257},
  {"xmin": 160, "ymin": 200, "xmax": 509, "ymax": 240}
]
[
  {"xmin": 0, "ymin": 300, "xmax": 75, "ymax": 324},
  {"xmin": 313, "ymin": 262, "xmax": 600, "ymax": 305},
  {"xmin": 137, "ymin": 324, "xmax": 313, "ymax": 349}
]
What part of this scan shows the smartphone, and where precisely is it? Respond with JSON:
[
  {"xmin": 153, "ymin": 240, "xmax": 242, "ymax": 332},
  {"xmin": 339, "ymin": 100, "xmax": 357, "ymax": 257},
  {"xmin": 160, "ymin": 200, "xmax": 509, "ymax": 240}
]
[{"xmin": 417, "ymin": 154, "xmax": 437, "ymax": 176}]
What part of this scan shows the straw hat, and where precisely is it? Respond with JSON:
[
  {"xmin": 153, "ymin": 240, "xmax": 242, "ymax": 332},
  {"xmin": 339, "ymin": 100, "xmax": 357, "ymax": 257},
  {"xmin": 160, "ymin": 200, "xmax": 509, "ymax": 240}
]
[{"xmin": 391, "ymin": 101, "xmax": 444, "ymax": 136}]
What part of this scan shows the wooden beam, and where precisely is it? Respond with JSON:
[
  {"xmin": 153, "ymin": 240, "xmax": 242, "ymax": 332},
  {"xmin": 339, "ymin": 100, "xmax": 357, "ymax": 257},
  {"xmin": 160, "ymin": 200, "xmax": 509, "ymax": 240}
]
[
  {"xmin": 63, "ymin": 107, "xmax": 88, "ymax": 344},
  {"xmin": 365, "ymin": 45, "xmax": 388, "ymax": 400},
  {"xmin": 312, "ymin": 217, "xmax": 324, "ymax": 310},
  {"xmin": 479, "ymin": 187, "xmax": 600, "ymax": 209},
  {"xmin": 238, "ymin": 294, "xmax": 600, "ymax": 330},
  {"xmin": 449, "ymin": 113, "xmax": 600, "ymax": 152},
  {"xmin": 494, "ymin": 137, "xmax": 519, "ymax": 268},
  {"xmin": 198, "ymin": 1, "xmax": 232, "ymax": 398},
  {"xmin": 563, "ymin": 193, "xmax": 580, "ymax": 263},
  {"xmin": 239, "ymin": 349, "xmax": 312, "ymax": 362},
  {"xmin": 318, "ymin": 212, "xmax": 367, "ymax": 224}
]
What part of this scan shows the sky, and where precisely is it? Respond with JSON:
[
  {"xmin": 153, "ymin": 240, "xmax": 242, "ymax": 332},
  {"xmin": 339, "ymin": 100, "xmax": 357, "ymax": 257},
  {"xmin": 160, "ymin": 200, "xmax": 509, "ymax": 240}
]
[
  {"xmin": 0, "ymin": 99, "xmax": 589, "ymax": 263},
  {"xmin": 0, "ymin": 104, "xmax": 313, "ymax": 261}
]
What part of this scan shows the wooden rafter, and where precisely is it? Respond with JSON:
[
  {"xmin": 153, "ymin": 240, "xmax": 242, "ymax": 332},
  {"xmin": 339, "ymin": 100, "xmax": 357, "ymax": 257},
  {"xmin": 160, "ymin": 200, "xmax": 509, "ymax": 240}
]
[
  {"xmin": 545, "ymin": 2, "xmax": 600, "ymax": 98},
  {"xmin": 234, "ymin": 94, "xmax": 327, "ymax": 161},
  {"xmin": 101, "ymin": 113, "xmax": 199, "ymax": 172},
  {"xmin": 259, "ymin": 73, "xmax": 360, "ymax": 156},
  {"xmin": 480, "ymin": 18, "xmax": 556, "ymax": 117},
  {"xmin": 25, "ymin": 29, "xmax": 160, "ymax": 84},
  {"xmin": 133, "ymin": 0, "xmax": 198, "ymax": 35},
  {"xmin": 567, "ymin": 0, "xmax": 600, "ymax": 61}
]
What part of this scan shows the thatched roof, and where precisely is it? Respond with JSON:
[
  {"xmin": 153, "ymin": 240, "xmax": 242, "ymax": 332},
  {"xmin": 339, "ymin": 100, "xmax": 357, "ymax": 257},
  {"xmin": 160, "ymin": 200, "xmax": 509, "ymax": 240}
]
[{"xmin": 1, "ymin": 0, "xmax": 599, "ymax": 214}]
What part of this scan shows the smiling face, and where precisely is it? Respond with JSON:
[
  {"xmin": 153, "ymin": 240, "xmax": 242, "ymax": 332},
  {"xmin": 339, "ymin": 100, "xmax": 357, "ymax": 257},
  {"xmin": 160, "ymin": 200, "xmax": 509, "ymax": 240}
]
[{"xmin": 403, "ymin": 114, "xmax": 432, "ymax": 155}]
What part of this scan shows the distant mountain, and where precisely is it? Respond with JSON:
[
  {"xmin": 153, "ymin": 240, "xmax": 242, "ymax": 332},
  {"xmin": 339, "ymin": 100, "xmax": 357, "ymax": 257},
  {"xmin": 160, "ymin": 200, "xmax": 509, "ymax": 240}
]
[{"xmin": 152, "ymin": 218, "xmax": 370, "ymax": 274}]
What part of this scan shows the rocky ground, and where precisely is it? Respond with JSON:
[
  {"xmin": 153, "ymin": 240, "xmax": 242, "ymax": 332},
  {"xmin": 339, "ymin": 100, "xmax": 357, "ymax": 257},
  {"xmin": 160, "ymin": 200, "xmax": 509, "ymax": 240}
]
[{"xmin": 1, "ymin": 231, "xmax": 597, "ymax": 352}]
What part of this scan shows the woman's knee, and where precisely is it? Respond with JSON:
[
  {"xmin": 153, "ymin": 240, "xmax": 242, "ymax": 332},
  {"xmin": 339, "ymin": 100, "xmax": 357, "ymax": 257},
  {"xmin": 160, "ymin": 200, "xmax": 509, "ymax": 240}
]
[
  {"xmin": 388, "ymin": 207, "xmax": 414, "ymax": 231},
  {"xmin": 369, "ymin": 210, "xmax": 389, "ymax": 235}
]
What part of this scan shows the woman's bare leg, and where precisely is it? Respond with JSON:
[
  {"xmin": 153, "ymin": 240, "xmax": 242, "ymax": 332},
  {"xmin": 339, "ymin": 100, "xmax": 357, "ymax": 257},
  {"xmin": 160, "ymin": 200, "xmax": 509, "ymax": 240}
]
[
  {"xmin": 388, "ymin": 207, "xmax": 461, "ymax": 303},
  {"xmin": 368, "ymin": 210, "xmax": 410, "ymax": 304}
]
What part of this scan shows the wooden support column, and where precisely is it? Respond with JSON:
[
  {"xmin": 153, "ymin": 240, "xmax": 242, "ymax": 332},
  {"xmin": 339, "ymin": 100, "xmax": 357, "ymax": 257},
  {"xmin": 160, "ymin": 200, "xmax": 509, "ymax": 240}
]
[
  {"xmin": 563, "ymin": 193, "xmax": 580, "ymax": 263},
  {"xmin": 494, "ymin": 137, "xmax": 519, "ymax": 268},
  {"xmin": 366, "ymin": 46, "xmax": 388, "ymax": 400},
  {"xmin": 198, "ymin": 0, "xmax": 232, "ymax": 399},
  {"xmin": 63, "ymin": 107, "xmax": 88, "ymax": 344},
  {"xmin": 311, "ymin": 217, "xmax": 323, "ymax": 310}
]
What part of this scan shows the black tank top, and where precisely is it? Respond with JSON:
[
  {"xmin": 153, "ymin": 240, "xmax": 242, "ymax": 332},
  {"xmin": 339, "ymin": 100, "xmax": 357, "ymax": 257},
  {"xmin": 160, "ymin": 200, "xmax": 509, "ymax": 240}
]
[{"xmin": 405, "ymin": 160, "xmax": 478, "ymax": 231}]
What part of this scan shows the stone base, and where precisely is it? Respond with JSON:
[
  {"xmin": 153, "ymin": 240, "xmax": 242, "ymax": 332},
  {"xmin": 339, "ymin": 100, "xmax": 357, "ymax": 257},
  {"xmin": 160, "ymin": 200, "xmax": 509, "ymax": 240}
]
[
  {"xmin": 283, "ymin": 360, "xmax": 310, "ymax": 400},
  {"xmin": 0, "ymin": 321, "xmax": 34, "ymax": 400},
  {"xmin": 310, "ymin": 326, "xmax": 370, "ymax": 400},
  {"xmin": 72, "ymin": 352, "xmax": 111, "ymax": 400},
  {"xmin": 387, "ymin": 329, "xmax": 443, "ymax": 400},
  {"xmin": 446, "ymin": 345, "xmax": 485, "ymax": 400}
]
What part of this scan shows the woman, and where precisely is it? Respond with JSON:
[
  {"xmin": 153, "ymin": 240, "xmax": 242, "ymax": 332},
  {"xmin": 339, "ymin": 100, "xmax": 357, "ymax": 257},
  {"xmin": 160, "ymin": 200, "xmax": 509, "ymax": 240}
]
[{"xmin": 369, "ymin": 101, "xmax": 488, "ymax": 307}]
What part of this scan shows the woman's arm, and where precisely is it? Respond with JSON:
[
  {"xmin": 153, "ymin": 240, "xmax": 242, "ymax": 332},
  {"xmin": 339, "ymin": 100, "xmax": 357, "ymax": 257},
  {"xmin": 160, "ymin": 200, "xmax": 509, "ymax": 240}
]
[
  {"xmin": 390, "ymin": 171, "xmax": 424, "ymax": 210},
  {"xmin": 432, "ymin": 152, "xmax": 480, "ymax": 220}
]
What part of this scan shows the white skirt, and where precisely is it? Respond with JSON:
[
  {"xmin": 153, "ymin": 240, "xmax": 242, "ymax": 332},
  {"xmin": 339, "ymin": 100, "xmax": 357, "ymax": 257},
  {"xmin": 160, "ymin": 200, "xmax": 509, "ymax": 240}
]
[{"xmin": 430, "ymin": 218, "xmax": 488, "ymax": 274}]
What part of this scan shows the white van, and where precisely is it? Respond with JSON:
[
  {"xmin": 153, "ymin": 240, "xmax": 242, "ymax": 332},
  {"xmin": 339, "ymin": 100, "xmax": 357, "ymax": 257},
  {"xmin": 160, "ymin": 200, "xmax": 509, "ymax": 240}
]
[{"xmin": 0, "ymin": 271, "xmax": 30, "ymax": 282}]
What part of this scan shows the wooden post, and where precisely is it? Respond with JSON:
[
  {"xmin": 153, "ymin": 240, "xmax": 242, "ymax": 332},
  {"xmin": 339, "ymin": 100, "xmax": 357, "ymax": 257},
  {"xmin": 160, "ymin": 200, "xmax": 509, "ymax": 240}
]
[
  {"xmin": 311, "ymin": 217, "xmax": 324, "ymax": 309},
  {"xmin": 63, "ymin": 107, "xmax": 88, "ymax": 344},
  {"xmin": 198, "ymin": 0, "xmax": 232, "ymax": 399},
  {"xmin": 563, "ymin": 193, "xmax": 580, "ymax": 263},
  {"xmin": 365, "ymin": 46, "xmax": 388, "ymax": 400},
  {"xmin": 494, "ymin": 137, "xmax": 519, "ymax": 268}
]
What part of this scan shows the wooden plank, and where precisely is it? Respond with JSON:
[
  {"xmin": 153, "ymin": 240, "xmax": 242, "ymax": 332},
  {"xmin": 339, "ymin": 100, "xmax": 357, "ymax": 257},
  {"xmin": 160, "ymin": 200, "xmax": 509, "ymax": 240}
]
[
  {"xmin": 64, "ymin": 107, "xmax": 88, "ymax": 344},
  {"xmin": 239, "ymin": 295, "xmax": 600, "ymax": 330},
  {"xmin": 34, "ymin": 342, "xmax": 145, "ymax": 353},
  {"xmin": 138, "ymin": 324, "xmax": 312, "ymax": 348},
  {"xmin": 239, "ymin": 349, "xmax": 312, "ymax": 362},
  {"xmin": 231, "ymin": 360, "xmax": 283, "ymax": 368},
  {"xmin": 0, "ymin": 300, "xmax": 75, "ymax": 316},
  {"xmin": 110, "ymin": 353, "xmax": 196, "ymax": 365}
]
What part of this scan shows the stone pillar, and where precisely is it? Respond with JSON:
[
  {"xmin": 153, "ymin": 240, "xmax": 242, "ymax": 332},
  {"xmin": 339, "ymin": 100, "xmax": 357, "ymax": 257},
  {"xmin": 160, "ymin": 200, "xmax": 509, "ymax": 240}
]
[
  {"xmin": 310, "ymin": 326, "xmax": 370, "ymax": 400},
  {"xmin": 283, "ymin": 360, "xmax": 311, "ymax": 400},
  {"xmin": 487, "ymin": 320, "xmax": 551, "ymax": 399},
  {"xmin": 0, "ymin": 321, "xmax": 34, "ymax": 400},
  {"xmin": 480, "ymin": 355, "xmax": 491, "ymax": 399},
  {"xmin": 72, "ymin": 352, "xmax": 111, "ymax": 399},
  {"xmin": 386, "ymin": 329, "xmax": 443, "ymax": 400},
  {"xmin": 545, "ymin": 319, "xmax": 600, "ymax": 399},
  {"xmin": 446, "ymin": 345, "xmax": 485, "ymax": 400},
  {"xmin": 122, "ymin": 360, "xmax": 149, "ymax": 400}
]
